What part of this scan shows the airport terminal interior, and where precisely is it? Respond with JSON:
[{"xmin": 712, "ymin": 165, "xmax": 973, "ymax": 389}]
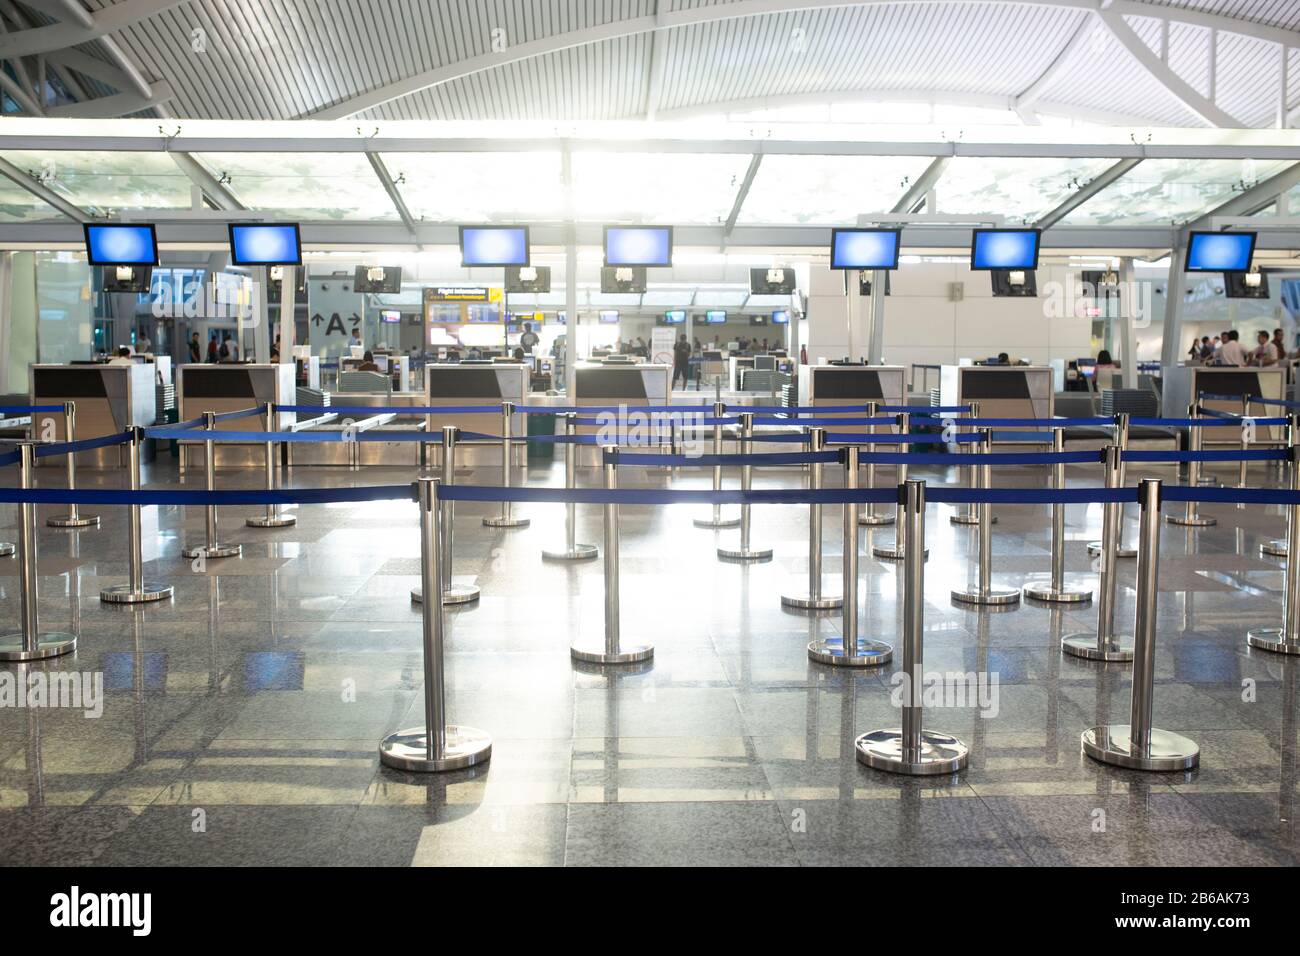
[{"xmin": 3, "ymin": 0, "xmax": 1300, "ymax": 873}]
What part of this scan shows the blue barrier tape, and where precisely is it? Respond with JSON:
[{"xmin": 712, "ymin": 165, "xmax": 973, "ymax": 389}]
[
  {"xmin": 1124, "ymin": 448, "xmax": 1288, "ymax": 463},
  {"xmin": 748, "ymin": 415, "xmax": 895, "ymax": 427},
  {"xmin": 1249, "ymin": 396, "xmax": 1300, "ymax": 409},
  {"xmin": 879, "ymin": 405, "xmax": 971, "ymax": 414},
  {"xmin": 0, "ymin": 485, "xmax": 415, "ymax": 506},
  {"xmin": 155, "ymin": 415, "xmax": 206, "ymax": 432},
  {"xmin": 856, "ymin": 450, "xmax": 1099, "ymax": 466},
  {"xmin": 925, "ymin": 486, "xmax": 1137, "ymax": 505},
  {"xmin": 274, "ymin": 403, "xmax": 501, "ymax": 416},
  {"xmin": 456, "ymin": 430, "xmax": 604, "ymax": 445},
  {"xmin": 0, "ymin": 405, "xmax": 62, "ymax": 415},
  {"xmin": 147, "ymin": 428, "xmax": 435, "ymax": 443},
  {"xmin": 436, "ymin": 484, "xmax": 1133, "ymax": 506},
  {"xmin": 33, "ymin": 431, "xmax": 132, "ymax": 458},
  {"xmin": 986, "ymin": 430, "xmax": 1056, "ymax": 443},
  {"xmin": 517, "ymin": 404, "xmax": 716, "ymax": 414},
  {"xmin": 825, "ymin": 431, "xmax": 978, "ymax": 445},
  {"xmin": 212, "ymin": 406, "xmax": 267, "ymax": 424},
  {"xmin": 0, "ymin": 450, "xmax": 18, "ymax": 466},
  {"xmin": 1164, "ymin": 486, "xmax": 1300, "ymax": 506},
  {"xmin": 959, "ymin": 417, "xmax": 1115, "ymax": 427},
  {"xmin": 1129, "ymin": 416, "xmax": 1287, "ymax": 428},
  {"xmin": 606, "ymin": 450, "xmax": 841, "ymax": 467}
]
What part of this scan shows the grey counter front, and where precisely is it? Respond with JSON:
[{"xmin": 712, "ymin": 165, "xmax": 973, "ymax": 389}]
[
  {"xmin": 797, "ymin": 364, "xmax": 905, "ymax": 439},
  {"xmin": 425, "ymin": 363, "xmax": 529, "ymax": 465},
  {"xmin": 177, "ymin": 363, "xmax": 296, "ymax": 467},
  {"xmin": 30, "ymin": 363, "xmax": 157, "ymax": 467},
  {"xmin": 1162, "ymin": 365, "xmax": 1286, "ymax": 445}
]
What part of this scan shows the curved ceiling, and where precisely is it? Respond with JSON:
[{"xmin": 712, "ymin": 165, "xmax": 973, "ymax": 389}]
[{"xmin": 3, "ymin": 0, "xmax": 1298, "ymax": 129}]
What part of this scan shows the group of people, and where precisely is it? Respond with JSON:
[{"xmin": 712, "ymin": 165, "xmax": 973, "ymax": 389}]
[
  {"xmin": 1188, "ymin": 328, "xmax": 1291, "ymax": 367},
  {"xmin": 186, "ymin": 331, "xmax": 241, "ymax": 363}
]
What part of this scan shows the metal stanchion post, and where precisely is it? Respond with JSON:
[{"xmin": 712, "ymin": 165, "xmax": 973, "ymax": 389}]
[
  {"xmin": 183, "ymin": 411, "xmax": 240, "ymax": 560},
  {"xmin": 950, "ymin": 402, "xmax": 990, "ymax": 526},
  {"xmin": 571, "ymin": 447, "xmax": 653, "ymax": 664},
  {"xmin": 1025, "ymin": 427, "xmax": 1092, "ymax": 603},
  {"xmin": 873, "ymin": 412, "xmax": 929, "ymax": 561},
  {"xmin": 1167, "ymin": 403, "xmax": 1217, "ymax": 529},
  {"xmin": 782, "ymin": 427, "xmax": 841, "ymax": 610},
  {"xmin": 1088, "ymin": 413, "xmax": 1134, "ymax": 558},
  {"xmin": 717, "ymin": 411, "xmax": 772, "ymax": 561},
  {"xmin": 0, "ymin": 443, "xmax": 76, "ymax": 660},
  {"xmin": 694, "ymin": 401, "xmax": 740, "ymax": 528},
  {"xmin": 859, "ymin": 400, "xmax": 893, "ymax": 527},
  {"xmin": 246, "ymin": 404, "xmax": 295, "ymax": 528},
  {"xmin": 47, "ymin": 401, "xmax": 99, "ymax": 528},
  {"xmin": 100, "ymin": 428, "xmax": 173, "ymax": 604},
  {"xmin": 857, "ymin": 479, "xmax": 968, "ymax": 774},
  {"xmin": 483, "ymin": 401, "xmax": 529, "ymax": 528},
  {"xmin": 1238, "ymin": 394, "xmax": 1251, "ymax": 496},
  {"xmin": 952, "ymin": 428, "xmax": 1020, "ymax": 605},
  {"xmin": 1061, "ymin": 445, "xmax": 1134, "ymax": 661},
  {"xmin": 1248, "ymin": 444, "xmax": 1300, "ymax": 654},
  {"xmin": 807, "ymin": 446, "xmax": 892, "ymax": 666},
  {"xmin": 380, "ymin": 477, "xmax": 492, "ymax": 771},
  {"xmin": 543, "ymin": 413, "xmax": 598, "ymax": 561},
  {"xmin": 1083, "ymin": 478, "xmax": 1199, "ymax": 770},
  {"xmin": 414, "ymin": 427, "xmax": 483, "ymax": 604},
  {"xmin": 1261, "ymin": 413, "xmax": 1296, "ymax": 555}
]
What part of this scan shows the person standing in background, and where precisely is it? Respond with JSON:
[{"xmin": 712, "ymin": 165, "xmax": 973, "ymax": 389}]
[
  {"xmin": 189, "ymin": 332, "xmax": 202, "ymax": 363},
  {"xmin": 1219, "ymin": 330, "xmax": 1248, "ymax": 366}
]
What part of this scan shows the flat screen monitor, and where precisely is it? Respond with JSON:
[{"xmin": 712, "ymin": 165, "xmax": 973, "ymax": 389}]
[
  {"xmin": 84, "ymin": 224, "xmax": 158, "ymax": 266},
  {"xmin": 749, "ymin": 267, "xmax": 796, "ymax": 294},
  {"xmin": 354, "ymin": 265, "xmax": 402, "ymax": 294},
  {"xmin": 1185, "ymin": 231, "xmax": 1256, "ymax": 273},
  {"xmin": 605, "ymin": 226, "xmax": 673, "ymax": 267},
  {"xmin": 663, "ymin": 309, "xmax": 685, "ymax": 324},
  {"xmin": 1224, "ymin": 270, "xmax": 1269, "ymax": 299},
  {"xmin": 600, "ymin": 265, "xmax": 647, "ymax": 293},
  {"xmin": 772, "ymin": 309, "xmax": 790, "ymax": 324},
  {"xmin": 599, "ymin": 310, "xmax": 619, "ymax": 324},
  {"xmin": 505, "ymin": 265, "xmax": 551, "ymax": 293},
  {"xmin": 104, "ymin": 265, "xmax": 152, "ymax": 293},
  {"xmin": 460, "ymin": 225, "xmax": 529, "ymax": 267},
  {"xmin": 228, "ymin": 223, "xmax": 301, "ymax": 266},
  {"xmin": 970, "ymin": 228, "xmax": 1041, "ymax": 271},
  {"xmin": 830, "ymin": 228, "xmax": 901, "ymax": 270},
  {"xmin": 379, "ymin": 309, "xmax": 402, "ymax": 324},
  {"xmin": 702, "ymin": 350, "xmax": 723, "ymax": 360},
  {"xmin": 705, "ymin": 310, "xmax": 726, "ymax": 324}
]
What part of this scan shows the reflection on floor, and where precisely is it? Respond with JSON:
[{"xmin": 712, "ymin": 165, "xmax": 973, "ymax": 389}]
[{"xmin": 0, "ymin": 453, "xmax": 1296, "ymax": 867}]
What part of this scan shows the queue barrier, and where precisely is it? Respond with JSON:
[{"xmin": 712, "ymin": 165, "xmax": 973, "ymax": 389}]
[
  {"xmin": 1199, "ymin": 392, "xmax": 1300, "ymax": 410},
  {"xmin": 0, "ymin": 404, "xmax": 63, "ymax": 416}
]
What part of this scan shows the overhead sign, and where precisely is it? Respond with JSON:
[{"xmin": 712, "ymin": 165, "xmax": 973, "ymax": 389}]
[{"xmin": 423, "ymin": 285, "xmax": 502, "ymax": 303}]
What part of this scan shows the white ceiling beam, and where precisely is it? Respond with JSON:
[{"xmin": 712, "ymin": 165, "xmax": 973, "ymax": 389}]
[
  {"xmin": 0, "ymin": 156, "xmax": 90, "ymax": 222},
  {"xmin": 891, "ymin": 157, "xmax": 950, "ymax": 214},
  {"xmin": 1014, "ymin": 13, "xmax": 1097, "ymax": 113},
  {"xmin": 643, "ymin": 0, "xmax": 670, "ymax": 121},
  {"xmin": 167, "ymin": 152, "xmax": 244, "ymax": 211},
  {"xmin": 304, "ymin": 0, "xmax": 1300, "ymax": 120},
  {"xmin": 45, "ymin": 78, "xmax": 173, "ymax": 118},
  {"xmin": 1034, "ymin": 156, "xmax": 1142, "ymax": 228},
  {"xmin": 53, "ymin": 0, "xmax": 94, "ymax": 31},
  {"xmin": 1097, "ymin": 8, "xmax": 1242, "ymax": 127},
  {"xmin": 0, "ymin": 0, "xmax": 187, "ymax": 58},
  {"xmin": 1188, "ymin": 161, "xmax": 1300, "ymax": 229},
  {"xmin": 723, "ymin": 154, "xmax": 763, "ymax": 239}
]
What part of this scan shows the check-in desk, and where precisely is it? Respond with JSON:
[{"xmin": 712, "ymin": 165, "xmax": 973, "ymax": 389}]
[
  {"xmin": 797, "ymin": 364, "xmax": 906, "ymax": 440},
  {"xmin": 1163, "ymin": 365, "xmax": 1286, "ymax": 446},
  {"xmin": 287, "ymin": 391, "xmax": 429, "ymax": 467},
  {"xmin": 941, "ymin": 365, "xmax": 1053, "ymax": 443},
  {"xmin": 572, "ymin": 362, "xmax": 671, "ymax": 465},
  {"xmin": 426, "ymin": 363, "xmax": 529, "ymax": 466},
  {"xmin": 30, "ymin": 363, "xmax": 157, "ymax": 467},
  {"xmin": 177, "ymin": 363, "xmax": 296, "ymax": 468}
]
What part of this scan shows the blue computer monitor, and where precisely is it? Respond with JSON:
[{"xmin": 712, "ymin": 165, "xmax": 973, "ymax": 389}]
[
  {"xmin": 663, "ymin": 309, "xmax": 686, "ymax": 324},
  {"xmin": 830, "ymin": 228, "xmax": 901, "ymax": 270},
  {"xmin": 772, "ymin": 309, "xmax": 790, "ymax": 324},
  {"xmin": 604, "ymin": 226, "xmax": 673, "ymax": 267},
  {"xmin": 459, "ymin": 225, "xmax": 530, "ymax": 267},
  {"xmin": 970, "ymin": 228, "xmax": 1041, "ymax": 270},
  {"xmin": 598, "ymin": 310, "xmax": 620, "ymax": 324},
  {"xmin": 1185, "ymin": 231, "xmax": 1256, "ymax": 273},
  {"xmin": 83, "ymin": 224, "xmax": 158, "ymax": 266},
  {"xmin": 705, "ymin": 310, "xmax": 727, "ymax": 324},
  {"xmin": 228, "ymin": 223, "xmax": 301, "ymax": 266}
]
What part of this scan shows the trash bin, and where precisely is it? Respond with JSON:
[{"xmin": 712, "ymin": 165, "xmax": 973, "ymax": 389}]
[{"xmin": 527, "ymin": 412, "xmax": 556, "ymax": 462}]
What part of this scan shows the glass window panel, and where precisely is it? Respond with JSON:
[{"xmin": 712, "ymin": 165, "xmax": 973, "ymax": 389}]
[
  {"xmin": 738, "ymin": 155, "xmax": 932, "ymax": 225},
  {"xmin": 1064, "ymin": 158, "xmax": 1293, "ymax": 226},
  {"xmin": 570, "ymin": 152, "xmax": 751, "ymax": 224},
  {"xmin": 934, "ymin": 156, "xmax": 1117, "ymax": 223},
  {"xmin": 381, "ymin": 152, "xmax": 564, "ymax": 223},
  {"xmin": 194, "ymin": 152, "xmax": 399, "ymax": 221},
  {"xmin": 0, "ymin": 150, "xmax": 194, "ymax": 213},
  {"xmin": 0, "ymin": 175, "xmax": 60, "ymax": 221}
]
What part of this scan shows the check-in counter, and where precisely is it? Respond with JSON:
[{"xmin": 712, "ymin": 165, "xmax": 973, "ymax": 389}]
[
  {"xmin": 30, "ymin": 363, "xmax": 157, "ymax": 467},
  {"xmin": 941, "ymin": 365, "xmax": 1053, "ymax": 442},
  {"xmin": 797, "ymin": 364, "xmax": 906, "ymax": 440},
  {"xmin": 1162, "ymin": 365, "xmax": 1286, "ymax": 445},
  {"xmin": 287, "ymin": 392, "xmax": 429, "ymax": 467},
  {"xmin": 729, "ymin": 356, "xmax": 755, "ymax": 391},
  {"xmin": 177, "ymin": 363, "xmax": 296, "ymax": 468},
  {"xmin": 571, "ymin": 362, "xmax": 671, "ymax": 464},
  {"xmin": 426, "ymin": 363, "xmax": 529, "ymax": 465}
]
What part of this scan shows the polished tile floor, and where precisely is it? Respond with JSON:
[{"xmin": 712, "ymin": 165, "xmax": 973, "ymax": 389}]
[{"xmin": 0, "ymin": 447, "xmax": 1296, "ymax": 867}]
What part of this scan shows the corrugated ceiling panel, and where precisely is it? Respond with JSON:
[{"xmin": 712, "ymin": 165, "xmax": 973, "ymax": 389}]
[{"xmin": 1138, "ymin": 0, "xmax": 1300, "ymax": 32}]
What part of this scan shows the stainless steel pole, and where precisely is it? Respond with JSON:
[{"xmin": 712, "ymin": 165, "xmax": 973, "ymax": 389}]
[
  {"xmin": 1083, "ymin": 478, "xmax": 1199, "ymax": 771},
  {"xmin": 717, "ymin": 411, "xmax": 771, "ymax": 561},
  {"xmin": 952, "ymin": 429, "xmax": 1020, "ymax": 605},
  {"xmin": 380, "ymin": 477, "xmax": 492, "ymax": 772},
  {"xmin": 483, "ymin": 401, "xmax": 529, "ymax": 528},
  {"xmin": 1168, "ymin": 403, "xmax": 1216, "ymax": 528},
  {"xmin": 1089, "ymin": 413, "xmax": 1134, "ymax": 557},
  {"xmin": 544, "ymin": 414, "xmax": 598, "ymax": 561},
  {"xmin": 1062, "ymin": 444, "xmax": 1133, "ymax": 661},
  {"xmin": 1260, "ymin": 413, "xmax": 1294, "ymax": 554},
  {"xmin": 1025, "ymin": 427, "xmax": 1092, "ymax": 603},
  {"xmin": 873, "ymin": 412, "xmax": 927, "ymax": 561},
  {"xmin": 860, "ymin": 400, "xmax": 892, "ymax": 527},
  {"xmin": 951, "ymin": 402, "xmax": 985, "ymax": 526},
  {"xmin": 246, "ymin": 404, "xmax": 295, "ymax": 528},
  {"xmin": 100, "ymin": 428, "xmax": 173, "ymax": 604},
  {"xmin": 694, "ymin": 401, "xmax": 739, "ymax": 528},
  {"xmin": 47, "ymin": 401, "xmax": 99, "ymax": 528},
  {"xmin": 1249, "ymin": 444, "xmax": 1300, "ymax": 654},
  {"xmin": 782, "ymin": 427, "xmax": 841, "ymax": 610},
  {"xmin": 183, "ymin": 411, "xmax": 240, "ymax": 560},
  {"xmin": 0, "ymin": 443, "xmax": 76, "ymax": 660}
]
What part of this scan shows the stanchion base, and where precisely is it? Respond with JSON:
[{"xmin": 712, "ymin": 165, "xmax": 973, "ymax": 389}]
[
  {"xmin": 0, "ymin": 542, "xmax": 13, "ymax": 557},
  {"xmin": 410, "ymin": 585, "xmax": 481, "ymax": 606},
  {"xmin": 1246, "ymin": 628, "xmax": 1300, "ymax": 655},
  {"xmin": 570, "ymin": 640, "xmax": 654, "ymax": 665},
  {"xmin": 1166, "ymin": 514, "xmax": 1217, "ymax": 528},
  {"xmin": 951, "ymin": 587, "xmax": 1021, "ymax": 606},
  {"xmin": 693, "ymin": 515, "xmax": 742, "ymax": 528},
  {"xmin": 47, "ymin": 514, "xmax": 100, "ymax": 529},
  {"xmin": 781, "ymin": 589, "xmax": 843, "ymax": 610},
  {"xmin": 857, "ymin": 512, "xmax": 895, "ymax": 527},
  {"xmin": 871, "ymin": 545, "xmax": 929, "ymax": 562},
  {"xmin": 1023, "ymin": 585, "xmax": 1093, "ymax": 604},
  {"xmin": 181, "ymin": 543, "xmax": 241, "ymax": 559},
  {"xmin": 949, "ymin": 513, "xmax": 995, "ymax": 526},
  {"xmin": 1061, "ymin": 632, "xmax": 1134, "ymax": 662},
  {"xmin": 1087, "ymin": 541, "xmax": 1135, "ymax": 558},
  {"xmin": 855, "ymin": 729, "xmax": 969, "ymax": 775},
  {"xmin": 1260, "ymin": 540, "xmax": 1288, "ymax": 557},
  {"xmin": 246, "ymin": 515, "xmax": 296, "ymax": 528},
  {"xmin": 379, "ymin": 724, "xmax": 492, "ymax": 773},
  {"xmin": 542, "ymin": 543, "xmax": 599, "ymax": 561},
  {"xmin": 483, "ymin": 517, "xmax": 530, "ymax": 528},
  {"xmin": 99, "ymin": 583, "xmax": 173, "ymax": 604},
  {"xmin": 1081, "ymin": 724, "xmax": 1199, "ymax": 771},
  {"xmin": 0, "ymin": 631, "xmax": 77, "ymax": 661},
  {"xmin": 717, "ymin": 547, "xmax": 773, "ymax": 562},
  {"xmin": 807, "ymin": 638, "xmax": 892, "ymax": 667}
]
